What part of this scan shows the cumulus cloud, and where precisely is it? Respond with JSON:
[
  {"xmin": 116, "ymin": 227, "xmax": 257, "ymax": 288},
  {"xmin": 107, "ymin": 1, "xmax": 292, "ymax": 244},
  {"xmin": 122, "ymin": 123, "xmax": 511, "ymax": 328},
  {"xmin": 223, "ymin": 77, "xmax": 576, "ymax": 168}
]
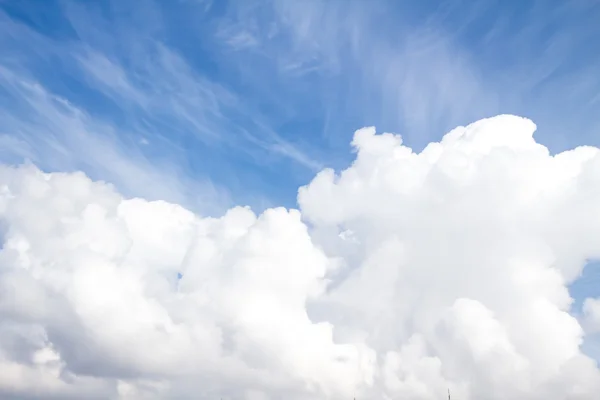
[{"xmin": 1, "ymin": 115, "xmax": 600, "ymax": 399}]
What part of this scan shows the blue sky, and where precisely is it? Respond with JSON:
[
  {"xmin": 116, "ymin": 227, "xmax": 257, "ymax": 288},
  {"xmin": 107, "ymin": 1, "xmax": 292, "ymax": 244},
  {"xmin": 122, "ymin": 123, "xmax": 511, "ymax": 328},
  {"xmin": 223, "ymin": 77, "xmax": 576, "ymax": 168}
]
[
  {"xmin": 1, "ymin": 0, "xmax": 600, "ymax": 327},
  {"xmin": 2, "ymin": 0, "xmax": 600, "ymax": 214}
]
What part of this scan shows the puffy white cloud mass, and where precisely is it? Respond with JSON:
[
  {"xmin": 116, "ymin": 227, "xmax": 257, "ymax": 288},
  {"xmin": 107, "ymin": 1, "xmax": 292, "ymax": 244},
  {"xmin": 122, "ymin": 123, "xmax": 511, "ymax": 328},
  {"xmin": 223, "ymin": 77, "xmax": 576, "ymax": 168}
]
[{"xmin": 2, "ymin": 115, "xmax": 600, "ymax": 399}]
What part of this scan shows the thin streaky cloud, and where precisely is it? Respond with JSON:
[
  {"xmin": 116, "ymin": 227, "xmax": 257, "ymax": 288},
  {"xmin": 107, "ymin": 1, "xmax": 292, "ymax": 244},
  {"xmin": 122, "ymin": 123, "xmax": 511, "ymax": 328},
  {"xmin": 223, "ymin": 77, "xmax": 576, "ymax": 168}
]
[
  {"xmin": 0, "ymin": 1, "xmax": 326, "ymax": 212},
  {"xmin": 210, "ymin": 0, "xmax": 600, "ymax": 153},
  {"xmin": 62, "ymin": 2, "xmax": 323, "ymax": 170},
  {"xmin": 0, "ymin": 65, "xmax": 232, "ymax": 215}
]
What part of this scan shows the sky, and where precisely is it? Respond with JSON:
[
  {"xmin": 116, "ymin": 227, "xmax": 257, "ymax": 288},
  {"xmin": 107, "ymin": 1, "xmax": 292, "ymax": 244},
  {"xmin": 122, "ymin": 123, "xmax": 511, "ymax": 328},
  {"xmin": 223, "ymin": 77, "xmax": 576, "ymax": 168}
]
[
  {"xmin": 2, "ymin": 0, "xmax": 600, "ymax": 213},
  {"xmin": 2, "ymin": 0, "xmax": 600, "ymax": 399}
]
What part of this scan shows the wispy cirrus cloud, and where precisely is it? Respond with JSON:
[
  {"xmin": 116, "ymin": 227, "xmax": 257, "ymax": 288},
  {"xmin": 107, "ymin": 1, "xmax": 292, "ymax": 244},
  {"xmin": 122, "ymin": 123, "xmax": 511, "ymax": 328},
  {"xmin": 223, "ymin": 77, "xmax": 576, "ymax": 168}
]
[
  {"xmin": 62, "ymin": 0, "xmax": 325, "ymax": 171},
  {"xmin": 0, "ymin": 64, "xmax": 230, "ymax": 214},
  {"xmin": 0, "ymin": 0, "xmax": 326, "ymax": 214},
  {"xmin": 0, "ymin": 5, "xmax": 231, "ymax": 214},
  {"xmin": 207, "ymin": 0, "xmax": 600, "ymax": 153}
]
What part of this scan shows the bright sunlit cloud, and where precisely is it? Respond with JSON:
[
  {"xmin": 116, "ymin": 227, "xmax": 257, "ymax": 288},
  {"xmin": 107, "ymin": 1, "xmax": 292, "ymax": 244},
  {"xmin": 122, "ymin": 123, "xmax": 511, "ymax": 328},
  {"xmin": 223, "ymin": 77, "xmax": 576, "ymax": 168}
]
[{"xmin": 2, "ymin": 115, "xmax": 600, "ymax": 399}]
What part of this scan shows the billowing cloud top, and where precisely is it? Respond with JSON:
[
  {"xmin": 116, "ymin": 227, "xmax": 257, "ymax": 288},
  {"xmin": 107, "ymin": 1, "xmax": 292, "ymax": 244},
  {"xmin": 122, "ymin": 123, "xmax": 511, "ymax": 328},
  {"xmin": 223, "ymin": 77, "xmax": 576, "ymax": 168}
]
[{"xmin": 1, "ymin": 115, "xmax": 600, "ymax": 399}]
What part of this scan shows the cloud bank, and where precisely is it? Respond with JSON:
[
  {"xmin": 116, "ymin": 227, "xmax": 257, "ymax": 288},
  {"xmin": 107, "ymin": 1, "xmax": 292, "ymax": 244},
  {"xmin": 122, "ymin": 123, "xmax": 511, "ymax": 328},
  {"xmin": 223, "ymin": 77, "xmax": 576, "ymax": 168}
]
[{"xmin": 1, "ymin": 115, "xmax": 600, "ymax": 399}]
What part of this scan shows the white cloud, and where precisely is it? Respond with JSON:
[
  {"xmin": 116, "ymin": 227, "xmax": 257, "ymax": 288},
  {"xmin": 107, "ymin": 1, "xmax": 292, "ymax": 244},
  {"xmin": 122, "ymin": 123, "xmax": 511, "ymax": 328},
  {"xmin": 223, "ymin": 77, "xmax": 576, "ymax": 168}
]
[{"xmin": 2, "ymin": 115, "xmax": 600, "ymax": 399}]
